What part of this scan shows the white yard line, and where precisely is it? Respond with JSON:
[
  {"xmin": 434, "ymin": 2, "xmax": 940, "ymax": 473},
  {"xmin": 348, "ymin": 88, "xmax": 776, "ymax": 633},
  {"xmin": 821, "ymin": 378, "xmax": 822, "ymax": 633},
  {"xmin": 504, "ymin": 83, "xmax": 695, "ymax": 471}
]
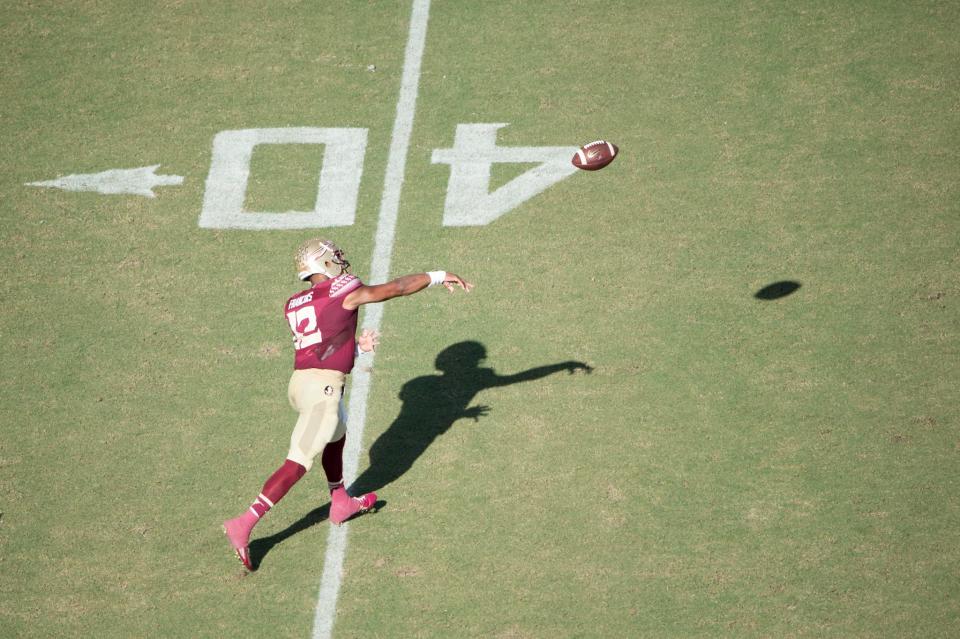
[{"xmin": 311, "ymin": 1, "xmax": 431, "ymax": 637}]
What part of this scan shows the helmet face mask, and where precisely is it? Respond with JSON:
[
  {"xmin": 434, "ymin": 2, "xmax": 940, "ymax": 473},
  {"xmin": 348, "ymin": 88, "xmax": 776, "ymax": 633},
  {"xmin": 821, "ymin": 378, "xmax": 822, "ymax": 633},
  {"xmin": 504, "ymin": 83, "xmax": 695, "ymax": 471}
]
[{"xmin": 295, "ymin": 238, "xmax": 350, "ymax": 281}]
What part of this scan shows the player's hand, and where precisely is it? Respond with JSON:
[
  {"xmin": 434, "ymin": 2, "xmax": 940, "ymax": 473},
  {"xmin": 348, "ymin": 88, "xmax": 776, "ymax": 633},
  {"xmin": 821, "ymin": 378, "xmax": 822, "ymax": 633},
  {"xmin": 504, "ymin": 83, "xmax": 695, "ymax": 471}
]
[
  {"xmin": 564, "ymin": 361, "xmax": 593, "ymax": 374},
  {"xmin": 443, "ymin": 272, "xmax": 473, "ymax": 293},
  {"xmin": 357, "ymin": 328, "xmax": 381, "ymax": 353}
]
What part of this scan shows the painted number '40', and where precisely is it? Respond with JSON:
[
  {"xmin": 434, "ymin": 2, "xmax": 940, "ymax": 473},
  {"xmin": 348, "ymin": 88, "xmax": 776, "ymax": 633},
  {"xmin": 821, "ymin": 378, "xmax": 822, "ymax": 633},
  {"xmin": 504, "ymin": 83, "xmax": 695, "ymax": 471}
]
[
  {"xmin": 198, "ymin": 124, "xmax": 578, "ymax": 229},
  {"xmin": 286, "ymin": 306, "xmax": 322, "ymax": 350}
]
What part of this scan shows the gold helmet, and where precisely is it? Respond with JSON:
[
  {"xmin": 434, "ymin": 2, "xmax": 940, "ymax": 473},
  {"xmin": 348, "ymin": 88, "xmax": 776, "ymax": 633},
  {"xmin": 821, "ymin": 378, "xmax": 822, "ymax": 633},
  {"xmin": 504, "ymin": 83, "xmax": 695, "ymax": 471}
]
[{"xmin": 295, "ymin": 238, "xmax": 351, "ymax": 281}]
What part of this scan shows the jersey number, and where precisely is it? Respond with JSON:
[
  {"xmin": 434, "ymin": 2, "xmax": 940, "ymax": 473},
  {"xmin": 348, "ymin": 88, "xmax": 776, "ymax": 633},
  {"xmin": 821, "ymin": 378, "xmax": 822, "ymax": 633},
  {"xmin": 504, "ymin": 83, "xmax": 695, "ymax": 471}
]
[{"xmin": 286, "ymin": 306, "xmax": 323, "ymax": 350}]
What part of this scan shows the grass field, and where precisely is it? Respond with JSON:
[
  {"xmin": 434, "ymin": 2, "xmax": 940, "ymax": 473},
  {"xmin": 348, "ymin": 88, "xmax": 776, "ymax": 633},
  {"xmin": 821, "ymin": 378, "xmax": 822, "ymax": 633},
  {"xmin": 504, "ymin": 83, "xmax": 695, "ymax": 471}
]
[{"xmin": 2, "ymin": 1, "xmax": 959, "ymax": 637}]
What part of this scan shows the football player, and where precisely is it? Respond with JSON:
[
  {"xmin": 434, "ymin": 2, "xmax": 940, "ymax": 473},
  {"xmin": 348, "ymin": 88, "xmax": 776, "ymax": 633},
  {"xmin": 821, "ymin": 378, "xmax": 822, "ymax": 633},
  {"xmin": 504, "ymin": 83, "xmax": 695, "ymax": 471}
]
[{"xmin": 224, "ymin": 238, "xmax": 473, "ymax": 570}]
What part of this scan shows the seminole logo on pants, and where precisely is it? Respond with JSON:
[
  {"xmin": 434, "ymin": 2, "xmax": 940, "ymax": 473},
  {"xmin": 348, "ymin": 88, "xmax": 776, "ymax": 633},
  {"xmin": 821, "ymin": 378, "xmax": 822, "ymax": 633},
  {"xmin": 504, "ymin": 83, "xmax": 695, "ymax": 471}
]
[{"xmin": 286, "ymin": 369, "xmax": 347, "ymax": 471}]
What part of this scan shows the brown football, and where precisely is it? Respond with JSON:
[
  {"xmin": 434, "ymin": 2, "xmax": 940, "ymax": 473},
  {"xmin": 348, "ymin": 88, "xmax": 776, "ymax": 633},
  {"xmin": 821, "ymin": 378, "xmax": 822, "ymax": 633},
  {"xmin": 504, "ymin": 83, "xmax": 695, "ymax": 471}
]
[{"xmin": 571, "ymin": 140, "xmax": 619, "ymax": 171}]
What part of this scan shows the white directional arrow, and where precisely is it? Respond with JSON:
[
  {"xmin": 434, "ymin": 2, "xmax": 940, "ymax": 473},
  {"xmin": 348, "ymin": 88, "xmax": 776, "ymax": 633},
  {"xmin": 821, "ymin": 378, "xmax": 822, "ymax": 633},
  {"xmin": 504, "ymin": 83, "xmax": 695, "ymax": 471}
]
[{"xmin": 26, "ymin": 165, "xmax": 184, "ymax": 198}]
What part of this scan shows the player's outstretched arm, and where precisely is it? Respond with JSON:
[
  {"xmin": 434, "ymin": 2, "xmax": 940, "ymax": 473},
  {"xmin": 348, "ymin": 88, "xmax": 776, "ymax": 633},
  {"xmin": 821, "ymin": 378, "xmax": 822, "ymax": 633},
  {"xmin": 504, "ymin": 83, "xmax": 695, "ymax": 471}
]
[{"xmin": 342, "ymin": 271, "xmax": 472, "ymax": 310}]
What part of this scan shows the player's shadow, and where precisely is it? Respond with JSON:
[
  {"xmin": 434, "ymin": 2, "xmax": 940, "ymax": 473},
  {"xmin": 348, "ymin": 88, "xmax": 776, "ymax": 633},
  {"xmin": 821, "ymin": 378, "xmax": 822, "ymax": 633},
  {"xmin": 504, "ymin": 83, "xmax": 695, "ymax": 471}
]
[
  {"xmin": 247, "ymin": 504, "xmax": 329, "ymax": 571},
  {"xmin": 246, "ymin": 341, "xmax": 589, "ymax": 570},
  {"xmin": 350, "ymin": 341, "xmax": 592, "ymax": 496}
]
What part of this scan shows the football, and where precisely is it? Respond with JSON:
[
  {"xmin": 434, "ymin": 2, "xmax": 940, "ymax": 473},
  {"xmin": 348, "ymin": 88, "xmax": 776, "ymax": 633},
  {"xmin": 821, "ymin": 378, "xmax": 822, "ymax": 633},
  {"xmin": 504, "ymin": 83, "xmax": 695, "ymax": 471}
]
[{"xmin": 571, "ymin": 140, "xmax": 618, "ymax": 171}]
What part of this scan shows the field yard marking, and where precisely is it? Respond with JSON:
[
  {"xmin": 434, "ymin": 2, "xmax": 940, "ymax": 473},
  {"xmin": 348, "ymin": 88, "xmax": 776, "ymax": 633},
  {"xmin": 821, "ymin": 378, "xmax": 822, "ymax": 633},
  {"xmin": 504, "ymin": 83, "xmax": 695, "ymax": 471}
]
[
  {"xmin": 311, "ymin": 1, "xmax": 431, "ymax": 638},
  {"xmin": 199, "ymin": 127, "xmax": 368, "ymax": 229},
  {"xmin": 432, "ymin": 123, "xmax": 579, "ymax": 225},
  {"xmin": 26, "ymin": 165, "xmax": 183, "ymax": 198}
]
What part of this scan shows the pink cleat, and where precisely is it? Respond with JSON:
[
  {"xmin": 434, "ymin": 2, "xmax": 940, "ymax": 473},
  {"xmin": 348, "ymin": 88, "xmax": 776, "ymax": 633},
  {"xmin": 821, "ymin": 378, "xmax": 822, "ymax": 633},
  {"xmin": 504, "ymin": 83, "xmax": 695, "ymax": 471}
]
[
  {"xmin": 223, "ymin": 516, "xmax": 254, "ymax": 570},
  {"xmin": 329, "ymin": 488, "xmax": 377, "ymax": 526}
]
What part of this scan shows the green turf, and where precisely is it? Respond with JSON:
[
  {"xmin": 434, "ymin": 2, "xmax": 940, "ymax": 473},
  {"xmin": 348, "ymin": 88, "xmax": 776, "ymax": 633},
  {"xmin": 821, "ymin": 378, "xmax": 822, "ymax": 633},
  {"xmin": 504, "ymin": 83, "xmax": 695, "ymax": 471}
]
[{"xmin": 2, "ymin": 1, "xmax": 958, "ymax": 637}]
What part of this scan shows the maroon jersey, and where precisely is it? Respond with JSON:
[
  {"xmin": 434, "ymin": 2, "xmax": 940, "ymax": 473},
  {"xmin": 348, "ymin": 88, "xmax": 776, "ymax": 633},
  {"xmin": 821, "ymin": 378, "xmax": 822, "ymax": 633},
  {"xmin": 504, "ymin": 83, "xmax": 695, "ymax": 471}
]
[{"xmin": 284, "ymin": 274, "xmax": 363, "ymax": 373}]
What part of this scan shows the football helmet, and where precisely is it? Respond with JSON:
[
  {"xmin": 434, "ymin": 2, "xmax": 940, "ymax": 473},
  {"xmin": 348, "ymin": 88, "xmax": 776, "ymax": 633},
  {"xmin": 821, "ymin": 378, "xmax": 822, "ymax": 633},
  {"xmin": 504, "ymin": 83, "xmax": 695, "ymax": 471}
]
[{"xmin": 295, "ymin": 238, "xmax": 351, "ymax": 281}]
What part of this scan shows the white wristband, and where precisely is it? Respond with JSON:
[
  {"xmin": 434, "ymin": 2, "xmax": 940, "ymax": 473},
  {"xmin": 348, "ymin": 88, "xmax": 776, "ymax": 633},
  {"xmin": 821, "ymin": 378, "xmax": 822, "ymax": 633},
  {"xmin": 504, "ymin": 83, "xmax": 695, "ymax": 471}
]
[{"xmin": 427, "ymin": 270, "xmax": 446, "ymax": 287}]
